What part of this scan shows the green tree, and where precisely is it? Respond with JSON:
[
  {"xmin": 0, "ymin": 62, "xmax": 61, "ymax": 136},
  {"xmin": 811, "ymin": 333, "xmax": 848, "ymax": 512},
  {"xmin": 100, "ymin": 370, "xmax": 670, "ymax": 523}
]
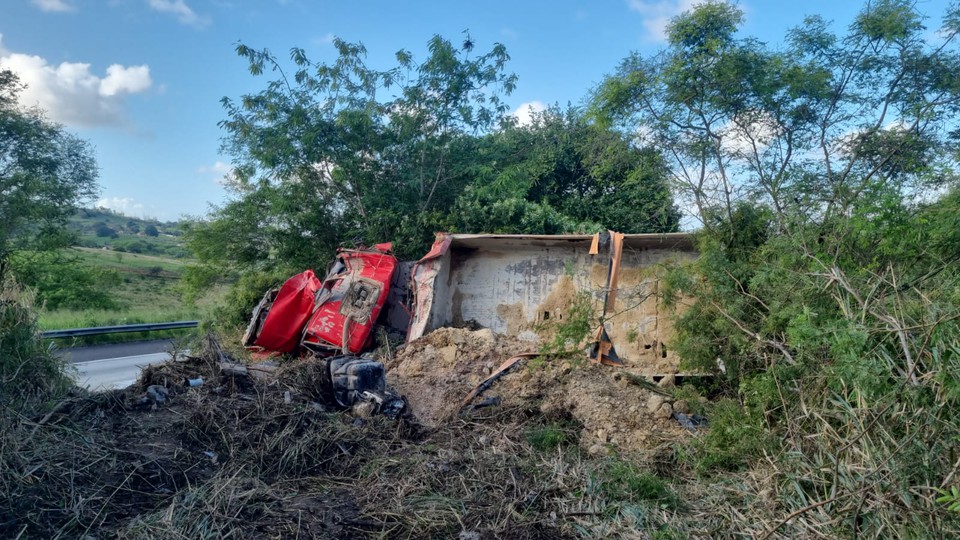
[
  {"xmin": 8, "ymin": 251, "xmax": 119, "ymax": 310},
  {"xmin": 94, "ymin": 222, "xmax": 117, "ymax": 238},
  {"xmin": 144, "ymin": 224, "xmax": 159, "ymax": 237},
  {"xmin": 184, "ymin": 34, "xmax": 518, "ymax": 308},
  {"xmin": 0, "ymin": 70, "xmax": 99, "ymax": 278},
  {"xmin": 593, "ymin": 0, "xmax": 959, "ymax": 237},
  {"xmin": 597, "ymin": 1, "xmax": 960, "ymax": 535},
  {"xmin": 453, "ymin": 105, "xmax": 680, "ymax": 234}
]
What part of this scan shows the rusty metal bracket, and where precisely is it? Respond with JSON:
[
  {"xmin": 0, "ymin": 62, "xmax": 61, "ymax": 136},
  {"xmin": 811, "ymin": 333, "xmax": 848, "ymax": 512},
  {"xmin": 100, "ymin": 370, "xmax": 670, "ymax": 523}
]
[{"xmin": 460, "ymin": 352, "xmax": 540, "ymax": 410}]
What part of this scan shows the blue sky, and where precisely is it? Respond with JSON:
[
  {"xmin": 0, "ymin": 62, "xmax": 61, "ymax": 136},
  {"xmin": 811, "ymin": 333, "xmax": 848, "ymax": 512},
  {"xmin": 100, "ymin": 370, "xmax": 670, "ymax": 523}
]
[{"xmin": 2, "ymin": 0, "xmax": 954, "ymax": 220}]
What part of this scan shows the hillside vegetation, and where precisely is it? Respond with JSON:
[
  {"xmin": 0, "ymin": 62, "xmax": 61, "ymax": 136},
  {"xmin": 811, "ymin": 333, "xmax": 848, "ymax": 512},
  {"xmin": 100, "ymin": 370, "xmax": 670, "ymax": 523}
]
[
  {"xmin": 70, "ymin": 207, "xmax": 188, "ymax": 258},
  {"xmin": 8, "ymin": 209, "xmax": 221, "ymax": 339},
  {"xmin": 2, "ymin": 1, "xmax": 960, "ymax": 538}
]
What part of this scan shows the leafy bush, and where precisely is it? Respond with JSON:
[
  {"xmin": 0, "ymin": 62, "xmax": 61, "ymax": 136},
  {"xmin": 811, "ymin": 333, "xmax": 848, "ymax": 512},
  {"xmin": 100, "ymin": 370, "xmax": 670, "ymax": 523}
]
[
  {"xmin": 8, "ymin": 251, "xmax": 120, "ymax": 310},
  {"xmin": 0, "ymin": 279, "xmax": 72, "ymax": 410},
  {"xmin": 93, "ymin": 222, "xmax": 117, "ymax": 238},
  {"xmin": 681, "ymin": 397, "xmax": 773, "ymax": 473},
  {"xmin": 213, "ymin": 270, "xmax": 289, "ymax": 328}
]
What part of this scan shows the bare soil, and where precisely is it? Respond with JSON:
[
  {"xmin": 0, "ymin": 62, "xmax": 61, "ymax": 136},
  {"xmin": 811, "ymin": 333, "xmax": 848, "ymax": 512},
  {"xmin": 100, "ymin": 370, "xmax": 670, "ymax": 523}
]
[{"xmin": 387, "ymin": 327, "xmax": 688, "ymax": 452}]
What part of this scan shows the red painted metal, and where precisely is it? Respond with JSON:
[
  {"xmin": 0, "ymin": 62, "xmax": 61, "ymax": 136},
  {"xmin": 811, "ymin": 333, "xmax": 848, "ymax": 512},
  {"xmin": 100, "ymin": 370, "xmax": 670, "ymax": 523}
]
[
  {"xmin": 246, "ymin": 270, "xmax": 321, "ymax": 353},
  {"xmin": 302, "ymin": 246, "xmax": 398, "ymax": 355}
]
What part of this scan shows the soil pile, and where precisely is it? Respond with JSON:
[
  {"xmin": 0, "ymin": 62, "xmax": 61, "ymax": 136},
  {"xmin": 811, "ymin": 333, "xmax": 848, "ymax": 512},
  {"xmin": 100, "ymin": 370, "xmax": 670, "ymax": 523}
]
[
  {"xmin": 387, "ymin": 328, "xmax": 687, "ymax": 452},
  {"xmin": 384, "ymin": 327, "xmax": 533, "ymax": 426}
]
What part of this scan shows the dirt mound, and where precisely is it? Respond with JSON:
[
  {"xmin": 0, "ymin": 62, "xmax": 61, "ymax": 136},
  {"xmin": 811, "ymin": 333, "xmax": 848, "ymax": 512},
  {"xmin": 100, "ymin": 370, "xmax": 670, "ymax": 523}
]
[
  {"xmin": 387, "ymin": 328, "xmax": 687, "ymax": 452},
  {"xmin": 385, "ymin": 327, "xmax": 533, "ymax": 426}
]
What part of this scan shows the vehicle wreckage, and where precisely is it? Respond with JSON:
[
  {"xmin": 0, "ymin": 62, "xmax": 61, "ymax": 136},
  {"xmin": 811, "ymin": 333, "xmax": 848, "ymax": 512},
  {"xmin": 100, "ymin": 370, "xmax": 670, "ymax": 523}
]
[{"xmin": 242, "ymin": 232, "xmax": 697, "ymax": 415}]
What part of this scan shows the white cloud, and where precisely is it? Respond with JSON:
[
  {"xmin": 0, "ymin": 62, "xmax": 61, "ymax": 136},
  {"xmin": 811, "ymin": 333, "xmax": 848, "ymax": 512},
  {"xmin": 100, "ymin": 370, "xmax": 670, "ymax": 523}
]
[
  {"xmin": 0, "ymin": 35, "xmax": 152, "ymax": 128},
  {"xmin": 97, "ymin": 197, "xmax": 146, "ymax": 217},
  {"xmin": 511, "ymin": 100, "xmax": 546, "ymax": 127},
  {"xmin": 31, "ymin": 0, "xmax": 75, "ymax": 13},
  {"xmin": 627, "ymin": 0, "xmax": 701, "ymax": 41},
  {"xmin": 99, "ymin": 64, "xmax": 152, "ymax": 96},
  {"xmin": 718, "ymin": 111, "xmax": 780, "ymax": 157},
  {"xmin": 199, "ymin": 160, "xmax": 239, "ymax": 187},
  {"xmin": 147, "ymin": 0, "xmax": 208, "ymax": 28},
  {"xmin": 312, "ymin": 33, "xmax": 336, "ymax": 47}
]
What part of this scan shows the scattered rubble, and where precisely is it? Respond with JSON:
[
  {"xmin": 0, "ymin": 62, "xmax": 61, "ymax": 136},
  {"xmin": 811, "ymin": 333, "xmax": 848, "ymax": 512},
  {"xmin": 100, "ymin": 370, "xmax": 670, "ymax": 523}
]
[{"xmin": 386, "ymin": 327, "xmax": 688, "ymax": 452}]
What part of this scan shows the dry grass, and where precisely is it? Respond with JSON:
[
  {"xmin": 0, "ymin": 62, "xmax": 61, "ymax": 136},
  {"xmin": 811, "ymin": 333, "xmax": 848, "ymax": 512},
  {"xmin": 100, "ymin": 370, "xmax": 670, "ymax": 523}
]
[
  {"xmin": 9, "ymin": 329, "xmax": 949, "ymax": 538},
  {"xmin": 1, "ymin": 336, "xmax": 698, "ymax": 539}
]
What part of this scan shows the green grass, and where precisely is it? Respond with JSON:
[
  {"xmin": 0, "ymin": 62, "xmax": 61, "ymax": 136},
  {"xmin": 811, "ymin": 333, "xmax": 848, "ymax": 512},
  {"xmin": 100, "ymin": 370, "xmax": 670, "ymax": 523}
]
[
  {"xmin": 598, "ymin": 460, "xmax": 679, "ymax": 509},
  {"xmin": 38, "ymin": 245, "xmax": 228, "ymax": 345},
  {"xmin": 525, "ymin": 421, "xmax": 580, "ymax": 452},
  {"xmin": 526, "ymin": 424, "xmax": 571, "ymax": 451},
  {"xmin": 40, "ymin": 305, "xmax": 204, "ymax": 329},
  {"xmin": 67, "ymin": 247, "xmax": 186, "ymax": 274}
]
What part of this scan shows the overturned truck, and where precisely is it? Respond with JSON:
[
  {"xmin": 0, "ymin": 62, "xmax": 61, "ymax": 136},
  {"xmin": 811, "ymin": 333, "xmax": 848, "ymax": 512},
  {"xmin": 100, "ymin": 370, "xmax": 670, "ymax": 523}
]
[
  {"xmin": 408, "ymin": 232, "xmax": 696, "ymax": 376},
  {"xmin": 242, "ymin": 243, "xmax": 403, "ymax": 412},
  {"xmin": 242, "ymin": 233, "xmax": 697, "ymax": 411}
]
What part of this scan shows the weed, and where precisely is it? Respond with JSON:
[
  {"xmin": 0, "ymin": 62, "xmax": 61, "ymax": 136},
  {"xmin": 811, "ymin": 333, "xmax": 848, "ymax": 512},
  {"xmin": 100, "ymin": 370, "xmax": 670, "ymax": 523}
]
[
  {"xmin": 538, "ymin": 290, "xmax": 595, "ymax": 362},
  {"xmin": 670, "ymin": 383, "xmax": 706, "ymax": 415},
  {"xmin": 598, "ymin": 460, "xmax": 679, "ymax": 508},
  {"xmin": 681, "ymin": 397, "xmax": 772, "ymax": 473},
  {"xmin": 0, "ymin": 279, "xmax": 73, "ymax": 410},
  {"xmin": 938, "ymin": 486, "xmax": 960, "ymax": 513},
  {"xmin": 526, "ymin": 424, "xmax": 570, "ymax": 451}
]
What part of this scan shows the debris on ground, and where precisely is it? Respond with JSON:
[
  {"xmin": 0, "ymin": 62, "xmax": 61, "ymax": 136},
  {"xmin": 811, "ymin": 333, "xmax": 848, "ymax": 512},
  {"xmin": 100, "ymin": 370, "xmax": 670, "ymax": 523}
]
[
  {"xmin": 4, "ymin": 337, "xmax": 592, "ymax": 539},
  {"xmin": 673, "ymin": 412, "xmax": 709, "ymax": 429},
  {"xmin": 386, "ymin": 327, "xmax": 688, "ymax": 452}
]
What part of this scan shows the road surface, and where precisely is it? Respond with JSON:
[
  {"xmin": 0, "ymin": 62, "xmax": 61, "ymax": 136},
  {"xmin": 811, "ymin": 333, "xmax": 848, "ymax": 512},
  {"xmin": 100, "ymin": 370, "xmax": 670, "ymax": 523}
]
[{"xmin": 58, "ymin": 339, "xmax": 178, "ymax": 391}]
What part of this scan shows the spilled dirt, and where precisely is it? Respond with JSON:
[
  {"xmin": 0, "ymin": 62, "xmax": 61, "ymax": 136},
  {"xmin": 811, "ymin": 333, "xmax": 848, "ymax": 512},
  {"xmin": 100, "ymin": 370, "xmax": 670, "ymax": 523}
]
[{"xmin": 386, "ymin": 327, "xmax": 688, "ymax": 453}]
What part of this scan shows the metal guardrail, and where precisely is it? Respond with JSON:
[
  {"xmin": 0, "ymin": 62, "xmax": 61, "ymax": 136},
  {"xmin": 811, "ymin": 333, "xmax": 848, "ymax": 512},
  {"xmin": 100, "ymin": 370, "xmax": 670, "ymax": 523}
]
[{"xmin": 41, "ymin": 320, "xmax": 199, "ymax": 339}]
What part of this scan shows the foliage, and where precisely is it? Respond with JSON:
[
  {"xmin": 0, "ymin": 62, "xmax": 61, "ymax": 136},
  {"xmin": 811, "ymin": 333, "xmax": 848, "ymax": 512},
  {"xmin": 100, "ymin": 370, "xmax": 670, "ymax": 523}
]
[
  {"xmin": 938, "ymin": 487, "xmax": 960, "ymax": 513},
  {"xmin": 9, "ymin": 251, "xmax": 120, "ymax": 310},
  {"xmin": 598, "ymin": 1, "xmax": 960, "ymax": 536},
  {"xmin": 598, "ymin": 460, "xmax": 679, "ymax": 508},
  {"xmin": 453, "ymin": 105, "xmax": 680, "ymax": 234},
  {"xmin": 187, "ymin": 35, "xmax": 679, "ymax": 320},
  {"xmin": 212, "ymin": 269, "xmax": 289, "ymax": 328},
  {"xmin": 196, "ymin": 33, "xmax": 516, "ymax": 270},
  {"xmin": 93, "ymin": 222, "xmax": 117, "ymax": 238},
  {"xmin": 0, "ymin": 70, "xmax": 99, "ymax": 278},
  {"xmin": 0, "ymin": 279, "xmax": 72, "ymax": 411},
  {"xmin": 525, "ymin": 423, "xmax": 572, "ymax": 451},
  {"xmin": 538, "ymin": 290, "xmax": 597, "ymax": 361},
  {"xmin": 680, "ymin": 397, "xmax": 772, "ymax": 473},
  {"xmin": 593, "ymin": 0, "xmax": 960, "ymax": 237},
  {"xmin": 144, "ymin": 224, "xmax": 159, "ymax": 237}
]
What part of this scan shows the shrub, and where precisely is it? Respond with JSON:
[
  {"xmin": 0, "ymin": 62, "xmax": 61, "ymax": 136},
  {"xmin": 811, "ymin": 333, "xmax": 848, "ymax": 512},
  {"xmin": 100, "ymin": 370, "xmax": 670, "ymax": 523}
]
[
  {"xmin": 681, "ymin": 397, "xmax": 773, "ymax": 473},
  {"xmin": 0, "ymin": 279, "xmax": 72, "ymax": 410},
  {"xmin": 214, "ymin": 270, "xmax": 289, "ymax": 328},
  {"xmin": 8, "ymin": 252, "xmax": 120, "ymax": 311}
]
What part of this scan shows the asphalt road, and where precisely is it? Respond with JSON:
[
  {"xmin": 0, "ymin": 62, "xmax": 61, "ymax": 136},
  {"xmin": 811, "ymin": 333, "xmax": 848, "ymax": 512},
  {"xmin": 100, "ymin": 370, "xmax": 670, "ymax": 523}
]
[
  {"xmin": 58, "ymin": 339, "xmax": 178, "ymax": 391},
  {"xmin": 57, "ymin": 339, "xmax": 177, "ymax": 363}
]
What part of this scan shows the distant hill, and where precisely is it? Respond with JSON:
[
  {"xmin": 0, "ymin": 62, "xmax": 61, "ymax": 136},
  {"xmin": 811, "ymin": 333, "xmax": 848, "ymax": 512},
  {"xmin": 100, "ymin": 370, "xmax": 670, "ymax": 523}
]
[{"xmin": 69, "ymin": 208, "xmax": 190, "ymax": 258}]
